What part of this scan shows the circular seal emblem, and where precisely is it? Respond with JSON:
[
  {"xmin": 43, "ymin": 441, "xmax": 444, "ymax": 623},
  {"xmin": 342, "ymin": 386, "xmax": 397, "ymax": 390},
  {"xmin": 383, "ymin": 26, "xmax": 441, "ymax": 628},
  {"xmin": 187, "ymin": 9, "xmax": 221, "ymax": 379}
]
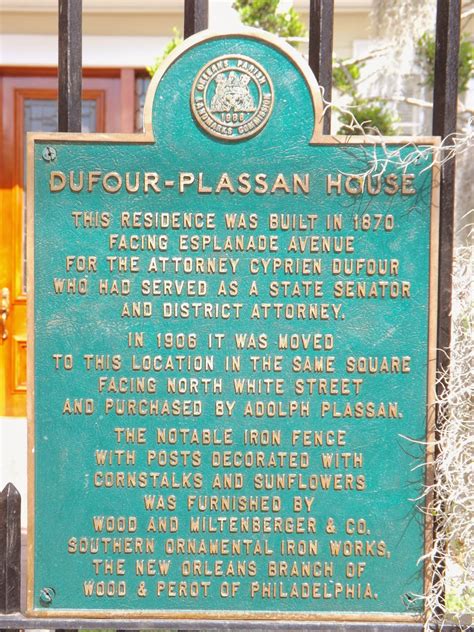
[{"xmin": 191, "ymin": 54, "xmax": 274, "ymax": 141}]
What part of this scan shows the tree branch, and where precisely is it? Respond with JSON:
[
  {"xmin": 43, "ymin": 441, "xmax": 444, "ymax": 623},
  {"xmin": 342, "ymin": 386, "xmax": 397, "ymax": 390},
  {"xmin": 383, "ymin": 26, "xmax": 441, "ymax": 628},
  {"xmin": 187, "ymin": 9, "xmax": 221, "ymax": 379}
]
[
  {"xmin": 338, "ymin": 46, "xmax": 390, "ymax": 67},
  {"xmin": 367, "ymin": 95, "xmax": 474, "ymax": 116},
  {"xmin": 460, "ymin": 7, "xmax": 474, "ymax": 21}
]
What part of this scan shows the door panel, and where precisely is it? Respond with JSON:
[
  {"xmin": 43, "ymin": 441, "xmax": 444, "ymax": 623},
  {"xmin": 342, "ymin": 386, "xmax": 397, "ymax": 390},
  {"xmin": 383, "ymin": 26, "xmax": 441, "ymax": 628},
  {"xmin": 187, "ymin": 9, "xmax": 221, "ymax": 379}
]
[{"xmin": 0, "ymin": 75, "xmax": 121, "ymax": 416}]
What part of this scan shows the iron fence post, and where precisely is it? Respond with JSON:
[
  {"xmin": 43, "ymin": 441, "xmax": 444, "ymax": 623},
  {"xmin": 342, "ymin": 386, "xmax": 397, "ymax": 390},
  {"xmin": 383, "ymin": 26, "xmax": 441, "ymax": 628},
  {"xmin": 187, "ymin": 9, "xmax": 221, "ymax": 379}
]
[
  {"xmin": 0, "ymin": 484, "xmax": 21, "ymax": 632},
  {"xmin": 184, "ymin": 0, "xmax": 209, "ymax": 39},
  {"xmin": 58, "ymin": 0, "xmax": 83, "ymax": 132},
  {"xmin": 431, "ymin": 0, "xmax": 462, "ymax": 617},
  {"xmin": 308, "ymin": 0, "xmax": 334, "ymax": 134}
]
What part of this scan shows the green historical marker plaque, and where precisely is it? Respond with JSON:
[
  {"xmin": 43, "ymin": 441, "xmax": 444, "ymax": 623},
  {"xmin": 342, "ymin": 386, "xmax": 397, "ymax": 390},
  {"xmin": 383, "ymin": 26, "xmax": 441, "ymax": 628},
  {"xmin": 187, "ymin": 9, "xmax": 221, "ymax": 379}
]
[{"xmin": 27, "ymin": 30, "xmax": 439, "ymax": 623}]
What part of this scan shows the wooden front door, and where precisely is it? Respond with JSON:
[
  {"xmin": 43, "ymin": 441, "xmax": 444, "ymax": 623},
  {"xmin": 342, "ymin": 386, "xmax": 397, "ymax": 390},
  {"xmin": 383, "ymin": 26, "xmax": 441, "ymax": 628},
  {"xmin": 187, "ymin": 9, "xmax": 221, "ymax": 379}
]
[{"xmin": 0, "ymin": 73, "xmax": 122, "ymax": 416}]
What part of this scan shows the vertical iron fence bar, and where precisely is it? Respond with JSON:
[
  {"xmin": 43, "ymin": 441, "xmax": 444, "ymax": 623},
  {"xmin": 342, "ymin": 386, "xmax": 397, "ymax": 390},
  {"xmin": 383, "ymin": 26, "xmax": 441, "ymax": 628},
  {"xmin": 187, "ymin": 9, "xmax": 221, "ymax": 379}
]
[
  {"xmin": 431, "ymin": 0, "xmax": 462, "ymax": 617},
  {"xmin": 184, "ymin": 0, "xmax": 209, "ymax": 39},
  {"xmin": 47, "ymin": 4, "xmax": 81, "ymax": 627},
  {"xmin": 433, "ymin": 0, "xmax": 461, "ymax": 352},
  {"xmin": 308, "ymin": 0, "xmax": 334, "ymax": 134},
  {"xmin": 58, "ymin": 0, "xmax": 83, "ymax": 132},
  {"xmin": 32, "ymin": 5, "xmax": 82, "ymax": 631},
  {"xmin": 182, "ymin": 0, "xmax": 206, "ymax": 624},
  {"xmin": 57, "ymin": 0, "xmax": 82, "ymax": 617},
  {"xmin": 0, "ymin": 484, "xmax": 21, "ymax": 632},
  {"xmin": 177, "ymin": 0, "xmax": 206, "ymax": 580},
  {"xmin": 180, "ymin": 0, "xmax": 205, "ymax": 610}
]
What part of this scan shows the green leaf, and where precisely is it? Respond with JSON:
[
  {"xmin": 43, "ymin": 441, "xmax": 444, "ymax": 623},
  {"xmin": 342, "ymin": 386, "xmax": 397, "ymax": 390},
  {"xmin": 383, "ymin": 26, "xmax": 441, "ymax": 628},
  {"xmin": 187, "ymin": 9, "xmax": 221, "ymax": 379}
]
[
  {"xmin": 147, "ymin": 28, "xmax": 183, "ymax": 77},
  {"xmin": 338, "ymin": 98, "xmax": 399, "ymax": 135},
  {"xmin": 233, "ymin": 0, "xmax": 306, "ymax": 46},
  {"xmin": 416, "ymin": 31, "xmax": 473, "ymax": 93}
]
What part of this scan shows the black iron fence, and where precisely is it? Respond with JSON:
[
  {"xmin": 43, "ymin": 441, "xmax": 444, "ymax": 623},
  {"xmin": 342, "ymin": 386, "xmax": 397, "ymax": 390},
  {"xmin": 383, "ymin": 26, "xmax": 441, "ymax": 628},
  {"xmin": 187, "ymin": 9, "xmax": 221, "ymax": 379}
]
[{"xmin": 0, "ymin": 0, "xmax": 463, "ymax": 630}]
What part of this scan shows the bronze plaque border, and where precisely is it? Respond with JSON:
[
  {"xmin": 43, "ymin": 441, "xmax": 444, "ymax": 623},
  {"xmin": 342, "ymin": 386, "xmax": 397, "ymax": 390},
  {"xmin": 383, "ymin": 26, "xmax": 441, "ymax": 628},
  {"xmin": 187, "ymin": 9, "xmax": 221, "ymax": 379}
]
[{"xmin": 26, "ymin": 27, "xmax": 440, "ymax": 624}]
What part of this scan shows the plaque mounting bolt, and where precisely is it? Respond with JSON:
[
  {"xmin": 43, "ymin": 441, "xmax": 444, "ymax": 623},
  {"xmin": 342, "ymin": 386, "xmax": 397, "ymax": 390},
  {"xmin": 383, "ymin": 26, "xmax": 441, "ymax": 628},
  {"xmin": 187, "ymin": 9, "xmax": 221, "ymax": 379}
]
[
  {"xmin": 39, "ymin": 587, "xmax": 55, "ymax": 605},
  {"xmin": 42, "ymin": 146, "xmax": 57, "ymax": 162}
]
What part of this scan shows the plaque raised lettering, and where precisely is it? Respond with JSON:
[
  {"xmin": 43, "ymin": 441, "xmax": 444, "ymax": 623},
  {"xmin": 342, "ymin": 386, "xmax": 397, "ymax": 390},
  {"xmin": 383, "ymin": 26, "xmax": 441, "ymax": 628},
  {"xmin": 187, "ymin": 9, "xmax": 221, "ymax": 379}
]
[{"xmin": 28, "ymin": 30, "xmax": 439, "ymax": 623}]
